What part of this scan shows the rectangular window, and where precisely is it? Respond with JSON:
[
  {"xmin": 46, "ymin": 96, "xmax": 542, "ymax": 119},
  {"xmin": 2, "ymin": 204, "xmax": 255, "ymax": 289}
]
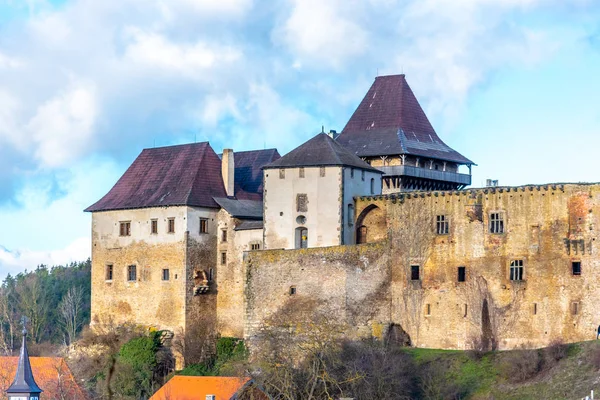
[
  {"xmin": 361, "ymin": 170, "xmax": 365, "ymax": 181},
  {"xmin": 151, "ymin": 219, "xmax": 158, "ymax": 234},
  {"xmin": 279, "ymin": 169, "xmax": 285, "ymax": 179},
  {"xmin": 221, "ymin": 229, "xmax": 227, "ymax": 242},
  {"xmin": 209, "ymin": 268, "xmax": 214, "ymax": 282},
  {"xmin": 411, "ymin": 265, "xmax": 420, "ymax": 281},
  {"xmin": 347, "ymin": 204, "xmax": 355, "ymax": 226},
  {"xmin": 299, "ymin": 167, "xmax": 305, "ymax": 178},
  {"xmin": 251, "ymin": 243, "xmax": 260, "ymax": 250},
  {"xmin": 436, "ymin": 215, "xmax": 449, "ymax": 235},
  {"xmin": 510, "ymin": 259, "xmax": 524, "ymax": 281},
  {"xmin": 572, "ymin": 301, "xmax": 579, "ymax": 315},
  {"xmin": 127, "ymin": 265, "xmax": 137, "ymax": 282},
  {"xmin": 199, "ymin": 218, "xmax": 208, "ymax": 234},
  {"xmin": 489, "ymin": 212, "xmax": 505, "ymax": 234},
  {"xmin": 119, "ymin": 221, "xmax": 131, "ymax": 237},
  {"xmin": 350, "ymin": 168, "xmax": 354, "ymax": 178},
  {"xmin": 457, "ymin": 266, "xmax": 466, "ymax": 282},
  {"xmin": 221, "ymin": 252, "xmax": 227, "ymax": 265},
  {"xmin": 105, "ymin": 264, "xmax": 113, "ymax": 281},
  {"xmin": 296, "ymin": 194, "xmax": 308, "ymax": 212},
  {"xmin": 425, "ymin": 303, "xmax": 431, "ymax": 316},
  {"xmin": 572, "ymin": 261, "xmax": 581, "ymax": 276},
  {"xmin": 290, "ymin": 286, "xmax": 297, "ymax": 295},
  {"xmin": 167, "ymin": 218, "xmax": 175, "ymax": 233},
  {"xmin": 320, "ymin": 166, "xmax": 326, "ymax": 177},
  {"xmin": 162, "ymin": 269, "xmax": 170, "ymax": 281}
]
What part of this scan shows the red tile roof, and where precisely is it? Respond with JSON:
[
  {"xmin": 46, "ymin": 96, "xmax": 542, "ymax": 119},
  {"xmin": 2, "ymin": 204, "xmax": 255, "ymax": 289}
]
[
  {"xmin": 150, "ymin": 376, "xmax": 269, "ymax": 400},
  {"xmin": 0, "ymin": 357, "xmax": 88, "ymax": 400},
  {"xmin": 337, "ymin": 74, "xmax": 474, "ymax": 165},
  {"xmin": 85, "ymin": 142, "xmax": 227, "ymax": 212}
]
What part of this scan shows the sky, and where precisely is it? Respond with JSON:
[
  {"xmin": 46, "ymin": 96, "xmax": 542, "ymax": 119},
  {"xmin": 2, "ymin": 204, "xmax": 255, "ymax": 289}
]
[{"xmin": 0, "ymin": 0, "xmax": 599, "ymax": 278}]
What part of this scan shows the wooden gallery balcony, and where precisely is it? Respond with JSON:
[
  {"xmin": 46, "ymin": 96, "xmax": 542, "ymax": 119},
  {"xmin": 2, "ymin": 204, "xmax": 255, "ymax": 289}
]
[{"xmin": 379, "ymin": 165, "xmax": 472, "ymax": 191}]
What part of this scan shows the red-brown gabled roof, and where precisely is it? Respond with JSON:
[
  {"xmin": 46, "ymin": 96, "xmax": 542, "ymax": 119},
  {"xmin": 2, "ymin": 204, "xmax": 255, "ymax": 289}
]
[
  {"xmin": 150, "ymin": 376, "xmax": 269, "ymax": 400},
  {"xmin": 85, "ymin": 142, "xmax": 227, "ymax": 212},
  {"xmin": 0, "ymin": 357, "xmax": 88, "ymax": 400},
  {"xmin": 337, "ymin": 74, "xmax": 474, "ymax": 165}
]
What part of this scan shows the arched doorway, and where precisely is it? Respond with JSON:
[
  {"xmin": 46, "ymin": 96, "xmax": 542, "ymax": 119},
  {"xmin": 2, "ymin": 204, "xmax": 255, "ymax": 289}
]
[
  {"xmin": 357, "ymin": 225, "xmax": 368, "ymax": 244},
  {"xmin": 295, "ymin": 227, "xmax": 308, "ymax": 249},
  {"xmin": 355, "ymin": 204, "xmax": 386, "ymax": 244}
]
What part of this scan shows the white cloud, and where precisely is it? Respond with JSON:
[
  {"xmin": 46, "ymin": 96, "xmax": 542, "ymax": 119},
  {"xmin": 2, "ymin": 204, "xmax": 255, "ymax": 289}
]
[
  {"xmin": 0, "ymin": 237, "xmax": 89, "ymax": 279},
  {"xmin": 275, "ymin": 0, "xmax": 368, "ymax": 68},
  {"xmin": 0, "ymin": 51, "xmax": 22, "ymax": 69},
  {"xmin": 123, "ymin": 28, "xmax": 242, "ymax": 78},
  {"xmin": 28, "ymin": 82, "xmax": 97, "ymax": 168}
]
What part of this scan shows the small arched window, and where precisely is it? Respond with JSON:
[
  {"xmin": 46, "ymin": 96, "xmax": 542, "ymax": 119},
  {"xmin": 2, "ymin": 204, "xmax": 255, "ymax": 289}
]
[
  {"xmin": 295, "ymin": 227, "xmax": 308, "ymax": 249},
  {"xmin": 370, "ymin": 178, "xmax": 375, "ymax": 194}
]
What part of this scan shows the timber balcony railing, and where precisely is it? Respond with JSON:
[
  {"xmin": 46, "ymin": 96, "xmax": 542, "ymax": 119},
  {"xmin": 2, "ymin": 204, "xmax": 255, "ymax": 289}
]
[{"xmin": 378, "ymin": 165, "xmax": 472, "ymax": 186}]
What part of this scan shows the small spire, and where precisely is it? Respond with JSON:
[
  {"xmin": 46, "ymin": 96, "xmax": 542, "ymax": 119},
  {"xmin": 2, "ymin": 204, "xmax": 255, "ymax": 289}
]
[{"xmin": 6, "ymin": 317, "xmax": 43, "ymax": 396}]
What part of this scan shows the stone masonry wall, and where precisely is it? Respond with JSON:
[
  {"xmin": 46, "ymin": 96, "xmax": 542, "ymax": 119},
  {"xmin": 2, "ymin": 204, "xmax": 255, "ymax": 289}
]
[
  {"xmin": 244, "ymin": 242, "xmax": 391, "ymax": 351},
  {"xmin": 357, "ymin": 183, "xmax": 600, "ymax": 350}
]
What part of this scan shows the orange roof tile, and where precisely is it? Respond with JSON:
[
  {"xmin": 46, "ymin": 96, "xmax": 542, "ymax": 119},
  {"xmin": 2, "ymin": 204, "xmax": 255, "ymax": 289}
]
[
  {"xmin": 0, "ymin": 357, "xmax": 88, "ymax": 400},
  {"xmin": 151, "ymin": 376, "xmax": 267, "ymax": 400}
]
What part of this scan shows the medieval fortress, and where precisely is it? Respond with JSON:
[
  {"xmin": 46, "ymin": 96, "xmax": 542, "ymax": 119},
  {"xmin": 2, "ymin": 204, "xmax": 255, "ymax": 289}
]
[{"xmin": 87, "ymin": 75, "xmax": 600, "ymax": 361}]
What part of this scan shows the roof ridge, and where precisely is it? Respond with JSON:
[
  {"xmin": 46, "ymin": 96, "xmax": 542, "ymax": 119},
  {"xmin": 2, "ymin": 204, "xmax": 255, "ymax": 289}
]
[{"xmin": 322, "ymin": 133, "xmax": 344, "ymax": 165}]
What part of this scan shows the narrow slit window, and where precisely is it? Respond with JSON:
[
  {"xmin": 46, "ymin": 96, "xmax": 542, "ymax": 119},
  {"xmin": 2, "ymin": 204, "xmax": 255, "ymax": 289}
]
[
  {"xmin": 463, "ymin": 304, "xmax": 468, "ymax": 317},
  {"xmin": 320, "ymin": 166, "xmax": 326, "ymax": 177},
  {"xmin": 279, "ymin": 169, "xmax": 285, "ymax": 179},
  {"xmin": 361, "ymin": 170, "xmax": 365, "ymax": 181},
  {"xmin": 572, "ymin": 261, "xmax": 581, "ymax": 276},
  {"xmin": 509, "ymin": 259, "xmax": 524, "ymax": 281},
  {"xmin": 221, "ymin": 229, "xmax": 227, "ymax": 242},
  {"xmin": 572, "ymin": 301, "xmax": 579, "ymax": 315},
  {"xmin": 299, "ymin": 167, "xmax": 305, "ymax": 178},
  {"xmin": 533, "ymin": 303, "xmax": 537, "ymax": 315},
  {"xmin": 425, "ymin": 303, "xmax": 431, "ymax": 316},
  {"xmin": 370, "ymin": 178, "xmax": 375, "ymax": 194},
  {"xmin": 209, "ymin": 268, "xmax": 214, "ymax": 282},
  {"xmin": 105, "ymin": 264, "xmax": 113, "ymax": 281},
  {"xmin": 221, "ymin": 252, "xmax": 227, "ymax": 265},
  {"xmin": 151, "ymin": 219, "xmax": 158, "ymax": 234},
  {"xmin": 411, "ymin": 265, "xmax": 420, "ymax": 281},
  {"xmin": 167, "ymin": 218, "xmax": 175, "ymax": 233},
  {"xmin": 457, "ymin": 266, "xmax": 466, "ymax": 282},
  {"xmin": 289, "ymin": 286, "xmax": 296, "ymax": 295},
  {"xmin": 250, "ymin": 243, "xmax": 260, "ymax": 250},
  {"xmin": 350, "ymin": 168, "xmax": 354, "ymax": 178},
  {"xmin": 162, "ymin": 269, "xmax": 170, "ymax": 281}
]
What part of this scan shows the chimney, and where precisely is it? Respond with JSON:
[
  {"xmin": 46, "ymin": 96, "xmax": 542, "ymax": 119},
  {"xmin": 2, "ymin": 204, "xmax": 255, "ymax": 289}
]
[{"xmin": 222, "ymin": 149, "xmax": 235, "ymax": 197}]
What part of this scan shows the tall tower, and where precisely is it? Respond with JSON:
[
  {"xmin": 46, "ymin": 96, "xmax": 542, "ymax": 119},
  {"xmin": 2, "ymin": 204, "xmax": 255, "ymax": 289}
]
[
  {"xmin": 336, "ymin": 74, "xmax": 475, "ymax": 192},
  {"xmin": 6, "ymin": 323, "xmax": 43, "ymax": 400}
]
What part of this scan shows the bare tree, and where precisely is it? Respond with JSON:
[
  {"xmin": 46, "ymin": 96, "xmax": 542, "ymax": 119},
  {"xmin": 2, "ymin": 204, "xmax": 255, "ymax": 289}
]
[
  {"xmin": 58, "ymin": 286, "xmax": 84, "ymax": 347},
  {"xmin": 16, "ymin": 274, "xmax": 48, "ymax": 343}
]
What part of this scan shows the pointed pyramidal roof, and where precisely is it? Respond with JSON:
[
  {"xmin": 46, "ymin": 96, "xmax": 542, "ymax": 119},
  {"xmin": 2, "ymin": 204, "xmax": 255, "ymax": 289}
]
[
  {"xmin": 6, "ymin": 329, "xmax": 42, "ymax": 395},
  {"xmin": 264, "ymin": 133, "xmax": 382, "ymax": 173},
  {"xmin": 336, "ymin": 74, "xmax": 474, "ymax": 165}
]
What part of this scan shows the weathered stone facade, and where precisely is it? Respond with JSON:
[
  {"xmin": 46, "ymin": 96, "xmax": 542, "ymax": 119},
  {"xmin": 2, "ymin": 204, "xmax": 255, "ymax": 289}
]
[{"xmin": 244, "ymin": 183, "xmax": 600, "ymax": 351}]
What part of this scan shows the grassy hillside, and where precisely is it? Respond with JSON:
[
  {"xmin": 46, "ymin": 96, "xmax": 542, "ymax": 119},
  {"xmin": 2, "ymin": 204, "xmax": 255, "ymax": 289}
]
[{"xmin": 405, "ymin": 340, "xmax": 600, "ymax": 400}]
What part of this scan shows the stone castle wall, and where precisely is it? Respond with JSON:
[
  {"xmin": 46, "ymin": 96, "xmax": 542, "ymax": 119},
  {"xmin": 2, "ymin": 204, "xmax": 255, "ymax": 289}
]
[{"xmin": 244, "ymin": 183, "xmax": 600, "ymax": 351}]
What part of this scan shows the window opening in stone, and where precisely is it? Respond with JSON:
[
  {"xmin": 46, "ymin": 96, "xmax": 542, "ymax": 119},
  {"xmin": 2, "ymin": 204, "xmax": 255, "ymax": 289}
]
[
  {"xmin": 251, "ymin": 243, "xmax": 260, "ymax": 251},
  {"xmin": 167, "ymin": 218, "xmax": 175, "ymax": 233},
  {"xmin": 436, "ymin": 215, "xmax": 449, "ymax": 235},
  {"xmin": 105, "ymin": 264, "xmax": 113, "ymax": 281},
  {"xmin": 463, "ymin": 304, "xmax": 468, "ymax": 317},
  {"xmin": 279, "ymin": 169, "xmax": 285, "ymax": 179},
  {"xmin": 209, "ymin": 268, "xmax": 214, "ymax": 282},
  {"xmin": 119, "ymin": 221, "xmax": 131, "ymax": 237},
  {"xmin": 199, "ymin": 218, "xmax": 208, "ymax": 234},
  {"xmin": 458, "ymin": 266, "xmax": 466, "ymax": 282},
  {"xmin": 296, "ymin": 194, "xmax": 308, "ymax": 212},
  {"xmin": 510, "ymin": 259, "xmax": 524, "ymax": 281},
  {"xmin": 361, "ymin": 170, "xmax": 365, "ymax": 181},
  {"xmin": 127, "ymin": 265, "xmax": 137, "ymax": 282},
  {"xmin": 350, "ymin": 168, "xmax": 354, "ymax": 178},
  {"xmin": 572, "ymin": 261, "xmax": 581, "ymax": 276},
  {"xmin": 289, "ymin": 286, "xmax": 296, "ymax": 295},
  {"xmin": 425, "ymin": 303, "xmax": 431, "ymax": 316},
  {"xmin": 320, "ymin": 166, "xmax": 326, "ymax": 177},
  {"xmin": 221, "ymin": 229, "xmax": 227, "ymax": 242},
  {"xmin": 151, "ymin": 219, "xmax": 158, "ymax": 234},
  {"xmin": 162, "ymin": 269, "xmax": 170, "ymax": 281},
  {"xmin": 489, "ymin": 212, "xmax": 504, "ymax": 234},
  {"xmin": 296, "ymin": 215, "xmax": 306, "ymax": 225},
  {"xmin": 357, "ymin": 225, "xmax": 367, "ymax": 244},
  {"xmin": 370, "ymin": 178, "xmax": 375, "ymax": 194},
  {"xmin": 221, "ymin": 252, "xmax": 227, "ymax": 265},
  {"xmin": 411, "ymin": 265, "xmax": 420, "ymax": 281},
  {"xmin": 295, "ymin": 227, "xmax": 308, "ymax": 249},
  {"xmin": 533, "ymin": 303, "xmax": 537, "ymax": 315},
  {"xmin": 299, "ymin": 167, "xmax": 305, "ymax": 178},
  {"xmin": 572, "ymin": 301, "xmax": 579, "ymax": 315},
  {"xmin": 348, "ymin": 204, "xmax": 355, "ymax": 226}
]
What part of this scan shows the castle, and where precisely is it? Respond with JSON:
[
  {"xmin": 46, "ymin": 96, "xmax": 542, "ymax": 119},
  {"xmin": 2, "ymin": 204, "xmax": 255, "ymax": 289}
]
[{"xmin": 87, "ymin": 74, "xmax": 598, "ymax": 362}]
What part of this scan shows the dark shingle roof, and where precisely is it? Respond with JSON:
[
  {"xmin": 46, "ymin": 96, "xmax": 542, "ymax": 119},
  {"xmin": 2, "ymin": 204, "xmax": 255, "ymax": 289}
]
[
  {"xmin": 85, "ymin": 143, "xmax": 227, "ymax": 212},
  {"xmin": 234, "ymin": 220, "xmax": 264, "ymax": 231},
  {"xmin": 264, "ymin": 133, "xmax": 382, "ymax": 173},
  {"xmin": 232, "ymin": 149, "xmax": 280, "ymax": 201},
  {"xmin": 337, "ymin": 74, "xmax": 474, "ymax": 165},
  {"xmin": 213, "ymin": 198, "xmax": 263, "ymax": 219}
]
